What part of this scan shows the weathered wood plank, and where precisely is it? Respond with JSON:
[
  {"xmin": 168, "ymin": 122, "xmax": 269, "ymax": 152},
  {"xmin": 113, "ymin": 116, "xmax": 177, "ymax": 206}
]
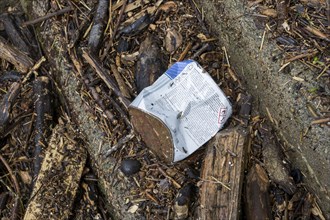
[{"xmin": 199, "ymin": 127, "xmax": 248, "ymax": 220}]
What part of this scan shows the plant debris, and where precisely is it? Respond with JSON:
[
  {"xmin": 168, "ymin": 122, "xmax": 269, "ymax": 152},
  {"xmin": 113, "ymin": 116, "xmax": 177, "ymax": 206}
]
[{"xmin": 0, "ymin": 0, "xmax": 328, "ymax": 219}]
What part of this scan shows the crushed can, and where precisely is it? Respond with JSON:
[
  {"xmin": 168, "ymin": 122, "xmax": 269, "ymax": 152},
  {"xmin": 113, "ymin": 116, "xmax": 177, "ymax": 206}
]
[{"xmin": 129, "ymin": 60, "xmax": 232, "ymax": 163}]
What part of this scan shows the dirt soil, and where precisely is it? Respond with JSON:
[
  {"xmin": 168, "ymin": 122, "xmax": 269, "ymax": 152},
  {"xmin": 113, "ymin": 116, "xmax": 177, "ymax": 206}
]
[{"xmin": 0, "ymin": 0, "xmax": 329, "ymax": 219}]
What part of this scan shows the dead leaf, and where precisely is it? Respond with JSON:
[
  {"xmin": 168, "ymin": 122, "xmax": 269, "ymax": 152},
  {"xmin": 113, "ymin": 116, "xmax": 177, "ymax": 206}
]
[
  {"xmin": 158, "ymin": 1, "xmax": 177, "ymax": 13},
  {"xmin": 128, "ymin": 204, "xmax": 139, "ymax": 213},
  {"xmin": 165, "ymin": 28, "xmax": 183, "ymax": 53},
  {"xmin": 260, "ymin": 8, "xmax": 277, "ymax": 18},
  {"xmin": 19, "ymin": 171, "xmax": 32, "ymax": 185},
  {"xmin": 197, "ymin": 33, "xmax": 208, "ymax": 41}
]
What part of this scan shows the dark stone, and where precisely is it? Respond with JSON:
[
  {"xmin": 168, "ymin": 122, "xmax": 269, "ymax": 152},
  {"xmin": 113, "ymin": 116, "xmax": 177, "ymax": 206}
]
[
  {"xmin": 290, "ymin": 168, "xmax": 303, "ymax": 184},
  {"xmin": 116, "ymin": 38, "xmax": 131, "ymax": 53},
  {"xmin": 120, "ymin": 159, "xmax": 141, "ymax": 176}
]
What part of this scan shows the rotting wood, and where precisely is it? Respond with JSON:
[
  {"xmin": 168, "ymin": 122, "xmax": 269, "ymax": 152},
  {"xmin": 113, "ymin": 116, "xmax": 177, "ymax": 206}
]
[
  {"xmin": 31, "ymin": 76, "xmax": 53, "ymax": 185},
  {"xmin": 24, "ymin": 119, "xmax": 87, "ymax": 220},
  {"xmin": 199, "ymin": 127, "xmax": 248, "ymax": 220},
  {"xmin": 0, "ymin": 36, "xmax": 34, "ymax": 73},
  {"xmin": 135, "ymin": 35, "xmax": 168, "ymax": 93},
  {"xmin": 245, "ymin": 163, "xmax": 272, "ymax": 220},
  {"xmin": 259, "ymin": 123, "xmax": 297, "ymax": 195}
]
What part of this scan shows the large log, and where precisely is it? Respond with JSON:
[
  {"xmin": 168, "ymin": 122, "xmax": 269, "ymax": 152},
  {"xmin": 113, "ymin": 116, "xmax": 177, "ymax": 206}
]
[
  {"xmin": 199, "ymin": 127, "xmax": 248, "ymax": 220},
  {"xmin": 19, "ymin": 1, "xmax": 144, "ymax": 219}
]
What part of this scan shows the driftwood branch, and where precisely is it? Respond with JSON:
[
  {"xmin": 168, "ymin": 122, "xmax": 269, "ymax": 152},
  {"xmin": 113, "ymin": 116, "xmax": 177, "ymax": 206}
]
[
  {"xmin": 0, "ymin": 36, "xmax": 34, "ymax": 73},
  {"xmin": 32, "ymin": 76, "xmax": 53, "ymax": 184}
]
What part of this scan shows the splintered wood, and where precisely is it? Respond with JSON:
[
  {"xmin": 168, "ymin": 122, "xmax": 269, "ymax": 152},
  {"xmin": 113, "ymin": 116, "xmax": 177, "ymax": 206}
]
[
  {"xmin": 199, "ymin": 127, "xmax": 248, "ymax": 220},
  {"xmin": 24, "ymin": 120, "xmax": 87, "ymax": 220}
]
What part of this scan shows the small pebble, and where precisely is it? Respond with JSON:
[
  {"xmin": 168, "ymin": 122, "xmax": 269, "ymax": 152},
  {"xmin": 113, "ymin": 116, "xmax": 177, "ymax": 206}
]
[{"xmin": 120, "ymin": 159, "xmax": 141, "ymax": 176}]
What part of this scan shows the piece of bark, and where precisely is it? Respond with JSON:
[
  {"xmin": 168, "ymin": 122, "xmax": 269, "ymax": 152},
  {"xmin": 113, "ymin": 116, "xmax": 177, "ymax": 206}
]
[
  {"xmin": 24, "ymin": 120, "xmax": 87, "ymax": 220},
  {"xmin": 0, "ymin": 82, "xmax": 21, "ymax": 136},
  {"xmin": 88, "ymin": 0, "xmax": 109, "ymax": 55},
  {"xmin": 110, "ymin": 64, "xmax": 131, "ymax": 99},
  {"xmin": 199, "ymin": 127, "xmax": 248, "ymax": 220},
  {"xmin": 245, "ymin": 164, "xmax": 272, "ymax": 220},
  {"xmin": 32, "ymin": 76, "xmax": 53, "ymax": 185},
  {"xmin": 0, "ymin": 36, "xmax": 34, "ymax": 73},
  {"xmin": 259, "ymin": 123, "xmax": 297, "ymax": 195},
  {"xmin": 135, "ymin": 35, "xmax": 168, "ymax": 93},
  {"xmin": 276, "ymin": 0, "xmax": 289, "ymax": 24},
  {"xmin": 0, "ymin": 13, "xmax": 34, "ymax": 57}
]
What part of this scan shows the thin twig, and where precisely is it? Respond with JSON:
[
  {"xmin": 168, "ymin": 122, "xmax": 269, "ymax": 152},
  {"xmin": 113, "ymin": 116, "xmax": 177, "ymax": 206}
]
[
  {"xmin": 190, "ymin": 43, "xmax": 209, "ymax": 60},
  {"xmin": 0, "ymin": 155, "xmax": 20, "ymax": 196},
  {"xmin": 104, "ymin": 130, "xmax": 135, "ymax": 156},
  {"xmin": 82, "ymin": 50, "xmax": 131, "ymax": 109},
  {"xmin": 178, "ymin": 42, "xmax": 192, "ymax": 61},
  {"xmin": 22, "ymin": 6, "xmax": 73, "ymax": 26},
  {"xmin": 101, "ymin": 0, "xmax": 128, "ymax": 61}
]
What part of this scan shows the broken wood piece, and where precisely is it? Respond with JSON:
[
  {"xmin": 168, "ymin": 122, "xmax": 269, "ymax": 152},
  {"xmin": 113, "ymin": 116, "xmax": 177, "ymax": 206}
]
[
  {"xmin": 245, "ymin": 163, "xmax": 272, "ymax": 220},
  {"xmin": 259, "ymin": 123, "xmax": 297, "ymax": 195},
  {"xmin": 178, "ymin": 42, "xmax": 192, "ymax": 61},
  {"xmin": 82, "ymin": 50, "xmax": 131, "ymax": 109},
  {"xmin": 0, "ymin": 82, "xmax": 21, "ymax": 136},
  {"xmin": 32, "ymin": 76, "xmax": 53, "ymax": 185},
  {"xmin": 135, "ymin": 35, "xmax": 168, "ymax": 92},
  {"xmin": 0, "ymin": 13, "xmax": 35, "ymax": 57},
  {"xmin": 24, "ymin": 119, "xmax": 87, "ymax": 220},
  {"xmin": 110, "ymin": 64, "xmax": 131, "ymax": 98},
  {"xmin": 190, "ymin": 43, "xmax": 210, "ymax": 60},
  {"xmin": 0, "ymin": 36, "xmax": 34, "ymax": 73},
  {"xmin": 119, "ymin": 13, "xmax": 153, "ymax": 36},
  {"xmin": 88, "ymin": 0, "xmax": 109, "ymax": 55},
  {"xmin": 199, "ymin": 127, "xmax": 248, "ymax": 220},
  {"xmin": 276, "ymin": 0, "xmax": 289, "ymax": 24}
]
